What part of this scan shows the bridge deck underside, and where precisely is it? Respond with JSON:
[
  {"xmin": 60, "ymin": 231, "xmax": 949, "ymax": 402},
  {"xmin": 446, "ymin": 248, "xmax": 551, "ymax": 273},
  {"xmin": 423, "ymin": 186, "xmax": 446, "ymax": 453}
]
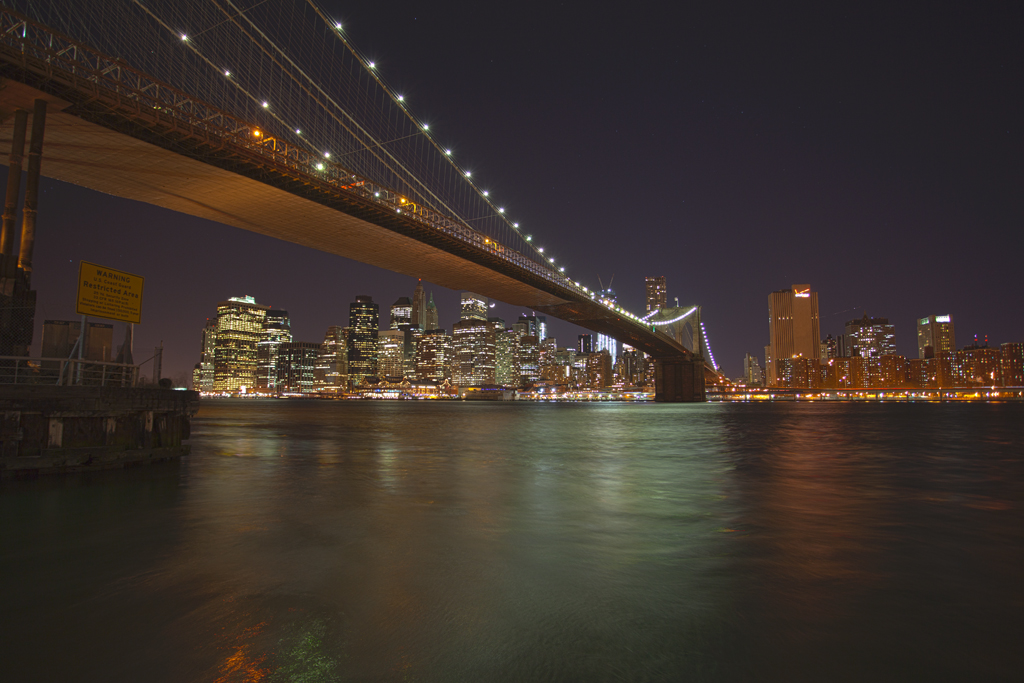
[{"xmin": 0, "ymin": 79, "xmax": 689, "ymax": 359}]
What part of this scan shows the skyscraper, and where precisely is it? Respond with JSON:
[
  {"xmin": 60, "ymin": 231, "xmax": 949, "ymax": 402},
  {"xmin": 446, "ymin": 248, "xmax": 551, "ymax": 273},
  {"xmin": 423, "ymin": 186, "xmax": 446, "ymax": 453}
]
[
  {"xmin": 348, "ymin": 295, "xmax": 379, "ymax": 385},
  {"xmin": 460, "ymin": 292, "xmax": 488, "ymax": 321},
  {"xmin": 645, "ymin": 276, "xmax": 667, "ymax": 312},
  {"xmin": 743, "ymin": 353, "xmax": 764, "ymax": 386},
  {"xmin": 318, "ymin": 326, "xmax": 348, "ymax": 392},
  {"xmin": 425, "ymin": 292, "xmax": 439, "ymax": 331},
  {"xmin": 578, "ymin": 334, "xmax": 593, "ymax": 354},
  {"xmin": 452, "ymin": 316, "xmax": 495, "ymax": 386},
  {"xmin": 766, "ymin": 284, "xmax": 820, "ymax": 387},
  {"xmin": 844, "ymin": 314, "xmax": 896, "ymax": 359},
  {"xmin": 411, "ymin": 280, "xmax": 426, "ymax": 331},
  {"xmin": 276, "ymin": 341, "xmax": 320, "ymax": 393},
  {"xmin": 256, "ymin": 309, "xmax": 291, "ymax": 390},
  {"xmin": 198, "ymin": 318, "xmax": 216, "ymax": 392},
  {"xmin": 917, "ymin": 315, "xmax": 956, "ymax": 358},
  {"xmin": 377, "ymin": 329, "xmax": 406, "ymax": 380},
  {"xmin": 213, "ymin": 296, "xmax": 269, "ymax": 392},
  {"xmin": 390, "ymin": 297, "xmax": 412, "ymax": 329},
  {"xmin": 517, "ymin": 313, "xmax": 547, "ymax": 340},
  {"xmin": 495, "ymin": 327, "xmax": 521, "ymax": 387},
  {"xmin": 415, "ymin": 328, "xmax": 450, "ymax": 382}
]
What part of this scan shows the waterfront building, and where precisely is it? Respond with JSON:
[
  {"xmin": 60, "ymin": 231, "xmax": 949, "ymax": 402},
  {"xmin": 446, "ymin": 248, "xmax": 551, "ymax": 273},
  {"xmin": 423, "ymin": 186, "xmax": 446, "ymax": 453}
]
[
  {"xmin": 415, "ymin": 328, "xmax": 451, "ymax": 382},
  {"xmin": 460, "ymin": 292, "xmax": 488, "ymax": 321},
  {"xmin": 1001, "ymin": 343, "xmax": 1024, "ymax": 387},
  {"xmin": 256, "ymin": 309, "xmax": 292, "ymax": 390},
  {"xmin": 766, "ymin": 284, "xmax": 820, "ymax": 386},
  {"xmin": 348, "ymin": 295, "xmax": 379, "ymax": 385},
  {"xmin": 425, "ymin": 292, "xmax": 439, "ymax": 330},
  {"xmin": 377, "ymin": 329, "xmax": 406, "ymax": 380},
  {"xmin": 276, "ymin": 341, "xmax": 320, "ymax": 393},
  {"xmin": 953, "ymin": 345, "xmax": 1002, "ymax": 386},
  {"xmin": 317, "ymin": 326, "xmax": 348, "ymax": 392},
  {"xmin": 645, "ymin": 276, "xmax": 667, "ymax": 312},
  {"xmin": 917, "ymin": 315, "xmax": 956, "ymax": 359},
  {"xmin": 452, "ymin": 317, "xmax": 495, "ymax": 386},
  {"xmin": 411, "ymin": 280, "xmax": 427, "ymax": 331},
  {"xmin": 831, "ymin": 356, "xmax": 864, "ymax": 389},
  {"xmin": 743, "ymin": 353, "xmax": 764, "ymax": 386},
  {"xmin": 213, "ymin": 296, "xmax": 269, "ymax": 393}
]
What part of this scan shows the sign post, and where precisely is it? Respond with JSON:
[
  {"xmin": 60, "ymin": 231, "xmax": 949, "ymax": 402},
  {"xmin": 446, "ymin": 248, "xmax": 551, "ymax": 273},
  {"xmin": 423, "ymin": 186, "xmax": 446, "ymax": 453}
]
[{"xmin": 76, "ymin": 261, "xmax": 144, "ymax": 324}]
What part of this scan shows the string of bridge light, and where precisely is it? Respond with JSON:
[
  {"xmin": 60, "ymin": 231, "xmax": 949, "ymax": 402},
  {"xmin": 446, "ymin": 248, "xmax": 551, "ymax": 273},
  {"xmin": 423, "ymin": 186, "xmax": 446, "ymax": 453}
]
[
  {"xmin": 701, "ymin": 322, "xmax": 719, "ymax": 370},
  {"xmin": 307, "ymin": 9, "xmax": 576, "ymax": 275},
  {"xmin": 170, "ymin": 5, "xmax": 658, "ymax": 324}
]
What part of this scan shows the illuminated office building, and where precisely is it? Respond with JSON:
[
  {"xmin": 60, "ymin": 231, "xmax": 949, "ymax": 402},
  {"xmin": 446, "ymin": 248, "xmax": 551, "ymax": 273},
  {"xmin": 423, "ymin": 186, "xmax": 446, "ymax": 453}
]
[
  {"xmin": 645, "ymin": 276, "xmax": 667, "ymax": 312},
  {"xmin": 517, "ymin": 334, "xmax": 540, "ymax": 385},
  {"xmin": 743, "ymin": 353, "xmax": 764, "ymax": 386},
  {"xmin": 495, "ymin": 327, "xmax": 521, "ymax": 387},
  {"xmin": 391, "ymin": 297, "xmax": 412, "ymax": 329},
  {"xmin": 318, "ymin": 326, "xmax": 348, "ymax": 392},
  {"xmin": 917, "ymin": 315, "xmax": 956, "ymax": 359},
  {"xmin": 411, "ymin": 280, "xmax": 426, "ymax": 330},
  {"xmin": 844, "ymin": 314, "xmax": 896, "ymax": 359},
  {"xmin": 213, "ymin": 296, "xmax": 269, "ymax": 392},
  {"xmin": 256, "ymin": 309, "xmax": 292, "ymax": 390},
  {"xmin": 276, "ymin": 341, "xmax": 320, "ymax": 393},
  {"xmin": 452, "ymin": 317, "xmax": 495, "ymax": 386},
  {"xmin": 415, "ymin": 329, "xmax": 450, "ymax": 382},
  {"xmin": 586, "ymin": 350, "xmax": 613, "ymax": 389},
  {"xmin": 197, "ymin": 318, "xmax": 216, "ymax": 392},
  {"xmin": 766, "ymin": 284, "xmax": 820, "ymax": 386},
  {"xmin": 595, "ymin": 333, "xmax": 619, "ymax": 365},
  {"xmin": 460, "ymin": 292, "xmax": 488, "ymax": 321},
  {"xmin": 517, "ymin": 313, "xmax": 548, "ymax": 340},
  {"xmin": 377, "ymin": 329, "xmax": 406, "ymax": 380},
  {"xmin": 348, "ymin": 295, "xmax": 379, "ymax": 385}
]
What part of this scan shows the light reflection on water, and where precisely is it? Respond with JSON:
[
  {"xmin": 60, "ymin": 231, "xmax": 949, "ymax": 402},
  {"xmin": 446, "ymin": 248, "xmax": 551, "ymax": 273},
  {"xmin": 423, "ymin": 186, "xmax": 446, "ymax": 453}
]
[{"xmin": 2, "ymin": 400, "xmax": 1022, "ymax": 682}]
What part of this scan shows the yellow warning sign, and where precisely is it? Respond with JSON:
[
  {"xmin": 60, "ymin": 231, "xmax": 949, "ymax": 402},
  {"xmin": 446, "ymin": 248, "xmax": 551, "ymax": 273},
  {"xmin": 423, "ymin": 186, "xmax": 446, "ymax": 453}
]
[{"xmin": 76, "ymin": 261, "xmax": 144, "ymax": 324}]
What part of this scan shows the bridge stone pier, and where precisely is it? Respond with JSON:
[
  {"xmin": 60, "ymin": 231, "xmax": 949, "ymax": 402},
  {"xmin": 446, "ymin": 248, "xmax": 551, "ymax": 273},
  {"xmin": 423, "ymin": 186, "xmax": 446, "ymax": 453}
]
[{"xmin": 653, "ymin": 355, "xmax": 707, "ymax": 403}]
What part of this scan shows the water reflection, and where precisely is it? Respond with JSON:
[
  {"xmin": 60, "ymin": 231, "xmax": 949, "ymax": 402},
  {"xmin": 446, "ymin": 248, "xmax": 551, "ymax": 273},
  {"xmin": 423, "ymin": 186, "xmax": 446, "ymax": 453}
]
[{"xmin": 1, "ymin": 401, "xmax": 1022, "ymax": 681}]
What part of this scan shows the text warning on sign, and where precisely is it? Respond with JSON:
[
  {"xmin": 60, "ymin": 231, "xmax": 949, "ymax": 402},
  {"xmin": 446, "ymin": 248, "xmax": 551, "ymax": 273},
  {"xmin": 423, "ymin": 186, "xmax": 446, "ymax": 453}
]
[{"xmin": 76, "ymin": 261, "xmax": 145, "ymax": 324}]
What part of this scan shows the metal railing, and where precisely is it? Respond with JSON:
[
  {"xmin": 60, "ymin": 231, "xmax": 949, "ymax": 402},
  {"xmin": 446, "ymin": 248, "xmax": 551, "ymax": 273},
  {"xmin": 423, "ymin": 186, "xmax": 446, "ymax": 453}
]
[{"xmin": 0, "ymin": 356, "xmax": 138, "ymax": 386}]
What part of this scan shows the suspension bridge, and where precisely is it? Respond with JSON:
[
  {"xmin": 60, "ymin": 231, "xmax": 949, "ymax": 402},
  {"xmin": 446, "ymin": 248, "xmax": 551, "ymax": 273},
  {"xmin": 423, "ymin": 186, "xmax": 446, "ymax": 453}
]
[{"xmin": 0, "ymin": 0, "xmax": 718, "ymax": 401}]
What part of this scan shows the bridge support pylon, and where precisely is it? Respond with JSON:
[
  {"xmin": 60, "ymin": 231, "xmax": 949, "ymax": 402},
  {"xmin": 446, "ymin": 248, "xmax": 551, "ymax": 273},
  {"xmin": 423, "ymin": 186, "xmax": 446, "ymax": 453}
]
[{"xmin": 653, "ymin": 355, "xmax": 706, "ymax": 403}]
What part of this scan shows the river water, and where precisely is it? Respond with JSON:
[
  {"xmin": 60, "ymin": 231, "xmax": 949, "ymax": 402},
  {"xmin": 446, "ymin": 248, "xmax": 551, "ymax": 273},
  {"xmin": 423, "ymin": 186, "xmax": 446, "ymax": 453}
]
[{"xmin": 2, "ymin": 400, "xmax": 1023, "ymax": 682}]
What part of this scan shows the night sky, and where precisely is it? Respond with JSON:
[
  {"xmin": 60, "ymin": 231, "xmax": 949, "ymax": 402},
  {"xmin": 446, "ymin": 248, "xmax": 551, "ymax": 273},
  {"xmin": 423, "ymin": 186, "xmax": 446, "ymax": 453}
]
[{"xmin": 10, "ymin": 1, "xmax": 1023, "ymax": 382}]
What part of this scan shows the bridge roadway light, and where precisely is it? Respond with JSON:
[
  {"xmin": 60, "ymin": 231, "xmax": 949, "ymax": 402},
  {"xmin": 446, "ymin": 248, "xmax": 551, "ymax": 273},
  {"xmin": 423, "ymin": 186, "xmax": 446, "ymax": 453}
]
[
  {"xmin": 368, "ymin": 61, "xmax": 375, "ymax": 68},
  {"xmin": 335, "ymin": 22, "xmax": 342, "ymax": 29},
  {"xmin": 323, "ymin": 152, "xmax": 331, "ymax": 158},
  {"xmin": 445, "ymin": 149, "xmax": 452, "ymax": 156},
  {"xmin": 316, "ymin": 163, "xmax": 324, "ymax": 170},
  {"xmin": 397, "ymin": 95, "xmax": 404, "ymax": 102},
  {"xmin": 181, "ymin": 34, "xmax": 188, "ymax": 41},
  {"xmin": 482, "ymin": 190, "xmax": 489, "ymax": 196},
  {"xmin": 537, "ymin": 247, "xmax": 543, "ymax": 252},
  {"xmin": 224, "ymin": 70, "xmax": 231, "ymax": 77},
  {"xmin": 262, "ymin": 101, "xmax": 269, "ymax": 108},
  {"xmin": 513, "ymin": 223, "xmax": 519, "ymax": 228},
  {"xmin": 498, "ymin": 207, "xmax": 504, "ymax": 213}
]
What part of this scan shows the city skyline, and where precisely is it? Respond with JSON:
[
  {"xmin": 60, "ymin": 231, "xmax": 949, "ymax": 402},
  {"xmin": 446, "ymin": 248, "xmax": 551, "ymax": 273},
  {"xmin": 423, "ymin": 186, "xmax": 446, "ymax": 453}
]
[{"xmin": 3, "ymin": 1, "xmax": 1020, "ymax": 382}]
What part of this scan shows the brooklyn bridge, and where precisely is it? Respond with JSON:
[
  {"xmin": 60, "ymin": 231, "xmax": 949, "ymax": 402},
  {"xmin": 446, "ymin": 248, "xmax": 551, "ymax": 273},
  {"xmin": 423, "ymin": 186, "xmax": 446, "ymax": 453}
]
[{"xmin": 0, "ymin": 0, "xmax": 719, "ymax": 400}]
